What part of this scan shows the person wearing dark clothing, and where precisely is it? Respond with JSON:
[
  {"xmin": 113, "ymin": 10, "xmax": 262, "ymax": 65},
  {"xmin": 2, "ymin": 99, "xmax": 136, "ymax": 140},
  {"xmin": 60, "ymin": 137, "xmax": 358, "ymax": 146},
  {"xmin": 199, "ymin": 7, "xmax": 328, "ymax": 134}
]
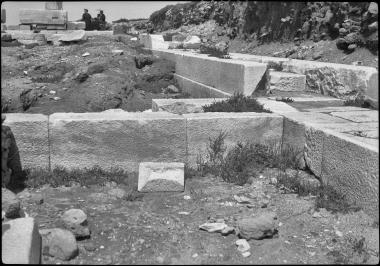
[
  {"xmin": 81, "ymin": 9, "xmax": 92, "ymax": 30},
  {"xmin": 97, "ymin": 10, "xmax": 106, "ymax": 30}
]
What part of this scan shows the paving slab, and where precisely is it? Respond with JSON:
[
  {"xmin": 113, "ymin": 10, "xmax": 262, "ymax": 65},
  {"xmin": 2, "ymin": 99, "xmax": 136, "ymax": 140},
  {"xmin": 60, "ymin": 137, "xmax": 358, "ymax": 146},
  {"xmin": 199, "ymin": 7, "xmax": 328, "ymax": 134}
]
[
  {"xmin": 138, "ymin": 162, "xmax": 184, "ymax": 192},
  {"xmin": 3, "ymin": 113, "xmax": 49, "ymax": 169},
  {"xmin": 49, "ymin": 112, "xmax": 187, "ymax": 172},
  {"xmin": 2, "ymin": 217, "xmax": 42, "ymax": 264},
  {"xmin": 184, "ymin": 113, "xmax": 283, "ymax": 167},
  {"xmin": 330, "ymin": 110, "xmax": 378, "ymax": 123},
  {"xmin": 310, "ymin": 122, "xmax": 379, "ymax": 134},
  {"xmin": 320, "ymin": 129, "xmax": 379, "ymax": 219},
  {"xmin": 256, "ymin": 98, "xmax": 299, "ymax": 113}
]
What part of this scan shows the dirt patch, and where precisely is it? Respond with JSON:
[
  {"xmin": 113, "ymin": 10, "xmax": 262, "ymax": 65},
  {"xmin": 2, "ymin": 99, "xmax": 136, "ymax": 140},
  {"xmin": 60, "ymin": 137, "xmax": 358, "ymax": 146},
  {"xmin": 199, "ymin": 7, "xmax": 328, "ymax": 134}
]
[
  {"xmin": 18, "ymin": 170, "xmax": 379, "ymax": 264},
  {"xmin": 1, "ymin": 35, "xmax": 178, "ymax": 114}
]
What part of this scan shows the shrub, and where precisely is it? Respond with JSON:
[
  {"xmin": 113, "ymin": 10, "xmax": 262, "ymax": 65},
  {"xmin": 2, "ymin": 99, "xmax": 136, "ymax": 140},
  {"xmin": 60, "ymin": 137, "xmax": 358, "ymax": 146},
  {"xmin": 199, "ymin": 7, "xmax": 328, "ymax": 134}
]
[
  {"xmin": 202, "ymin": 92, "xmax": 271, "ymax": 113},
  {"xmin": 343, "ymin": 98, "xmax": 376, "ymax": 110}
]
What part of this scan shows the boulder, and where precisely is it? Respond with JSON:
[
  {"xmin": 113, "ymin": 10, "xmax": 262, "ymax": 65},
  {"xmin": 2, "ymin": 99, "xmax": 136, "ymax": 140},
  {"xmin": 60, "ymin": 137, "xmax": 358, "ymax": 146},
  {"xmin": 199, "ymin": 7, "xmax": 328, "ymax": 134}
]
[
  {"xmin": 39, "ymin": 228, "xmax": 78, "ymax": 261},
  {"xmin": 1, "ymin": 188, "xmax": 21, "ymax": 219},
  {"xmin": 61, "ymin": 209, "xmax": 90, "ymax": 239},
  {"xmin": 134, "ymin": 55, "xmax": 154, "ymax": 69},
  {"xmin": 368, "ymin": 2, "xmax": 378, "ymax": 16},
  {"xmin": 237, "ymin": 211, "xmax": 278, "ymax": 240},
  {"xmin": 183, "ymin": 35, "xmax": 201, "ymax": 49},
  {"xmin": 86, "ymin": 63, "xmax": 105, "ymax": 75}
]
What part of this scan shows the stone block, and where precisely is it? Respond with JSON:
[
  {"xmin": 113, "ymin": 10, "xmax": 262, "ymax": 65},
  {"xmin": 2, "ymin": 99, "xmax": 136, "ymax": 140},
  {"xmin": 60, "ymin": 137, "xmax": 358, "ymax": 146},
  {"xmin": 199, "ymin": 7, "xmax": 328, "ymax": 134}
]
[
  {"xmin": 139, "ymin": 34, "xmax": 169, "ymax": 49},
  {"xmin": 138, "ymin": 162, "xmax": 184, "ymax": 192},
  {"xmin": 59, "ymin": 30, "xmax": 87, "ymax": 42},
  {"xmin": 329, "ymin": 110, "xmax": 378, "ymax": 123},
  {"xmin": 19, "ymin": 24, "xmax": 31, "ymax": 31},
  {"xmin": 2, "ymin": 217, "xmax": 42, "ymax": 264},
  {"xmin": 19, "ymin": 9, "xmax": 67, "ymax": 25},
  {"xmin": 174, "ymin": 73, "xmax": 213, "ymax": 98},
  {"xmin": 49, "ymin": 112, "xmax": 187, "ymax": 172},
  {"xmin": 282, "ymin": 117, "xmax": 306, "ymax": 153},
  {"xmin": 282, "ymin": 59, "xmax": 378, "ymax": 102},
  {"xmin": 6, "ymin": 25, "xmax": 20, "ymax": 30},
  {"xmin": 268, "ymin": 71, "xmax": 306, "ymax": 92},
  {"xmin": 3, "ymin": 113, "xmax": 49, "ymax": 170},
  {"xmin": 175, "ymin": 53, "xmax": 267, "ymax": 96},
  {"xmin": 184, "ymin": 113, "xmax": 283, "ymax": 167},
  {"xmin": 321, "ymin": 130, "xmax": 379, "ymax": 219}
]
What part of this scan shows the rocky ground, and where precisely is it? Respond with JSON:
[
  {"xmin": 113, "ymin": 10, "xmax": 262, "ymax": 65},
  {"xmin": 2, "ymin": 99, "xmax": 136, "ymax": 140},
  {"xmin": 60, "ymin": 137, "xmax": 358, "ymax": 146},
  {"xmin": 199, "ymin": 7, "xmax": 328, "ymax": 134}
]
[
  {"xmin": 3, "ymin": 168, "xmax": 378, "ymax": 264},
  {"xmin": 1, "ymin": 34, "xmax": 181, "ymax": 114}
]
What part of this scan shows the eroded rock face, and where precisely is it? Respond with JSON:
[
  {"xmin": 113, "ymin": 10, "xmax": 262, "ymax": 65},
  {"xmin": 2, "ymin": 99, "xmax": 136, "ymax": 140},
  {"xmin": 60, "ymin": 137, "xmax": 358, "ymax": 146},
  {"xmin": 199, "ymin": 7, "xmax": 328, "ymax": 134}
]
[
  {"xmin": 40, "ymin": 228, "xmax": 79, "ymax": 261},
  {"xmin": 237, "ymin": 211, "xmax": 278, "ymax": 240}
]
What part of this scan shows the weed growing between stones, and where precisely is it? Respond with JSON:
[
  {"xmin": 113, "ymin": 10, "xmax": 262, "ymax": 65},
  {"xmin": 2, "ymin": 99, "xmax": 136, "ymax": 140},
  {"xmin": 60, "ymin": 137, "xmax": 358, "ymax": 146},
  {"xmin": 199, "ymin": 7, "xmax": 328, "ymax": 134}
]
[
  {"xmin": 195, "ymin": 132, "xmax": 302, "ymax": 185},
  {"xmin": 24, "ymin": 165, "xmax": 131, "ymax": 188},
  {"xmin": 202, "ymin": 92, "xmax": 271, "ymax": 113}
]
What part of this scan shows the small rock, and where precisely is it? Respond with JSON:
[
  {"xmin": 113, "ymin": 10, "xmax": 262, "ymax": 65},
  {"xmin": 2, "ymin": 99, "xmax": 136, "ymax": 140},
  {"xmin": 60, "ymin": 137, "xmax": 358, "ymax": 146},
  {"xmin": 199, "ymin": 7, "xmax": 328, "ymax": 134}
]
[
  {"xmin": 368, "ymin": 2, "xmax": 378, "ymax": 15},
  {"xmin": 242, "ymin": 251, "xmax": 251, "ymax": 257},
  {"xmin": 53, "ymin": 97, "xmax": 61, "ymax": 101},
  {"xmin": 157, "ymin": 256, "xmax": 164, "ymax": 263},
  {"xmin": 184, "ymin": 195, "xmax": 191, "ymax": 200},
  {"xmin": 178, "ymin": 211, "xmax": 190, "ymax": 215},
  {"xmin": 221, "ymin": 226, "xmax": 235, "ymax": 236},
  {"xmin": 335, "ymin": 230, "xmax": 343, "ymax": 237},
  {"xmin": 312, "ymin": 211, "xmax": 322, "ymax": 218},
  {"xmin": 40, "ymin": 228, "xmax": 79, "ymax": 261},
  {"xmin": 2, "ymin": 188, "xmax": 21, "ymax": 219},
  {"xmin": 199, "ymin": 222, "xmax": 227, "ymax": 233},
  {"xmin": 74, "ymin": 72, "xmax": 89, "ymax": 83},
  {"xmin": 347, "ymin": 44, "xmax": 357, "ymax": 51},
  {"xmin": 49, "ymin": 90, "xmax": 56, "ymax": 95},
  {"xmin": 61, "ymin": 209, "xmax": 90, "ymax": 239},
  {"xmin": 234, "ymin": 195, "xmax": 252, "ymax": 204},
  {"xmin": 368, "ymin": 21, "xmax": 378, "ymax": 32},
  {"xmin": 312, "ymin": 51, "xmax": 323, "ymax": 60},
  {"xmin": 84, "ymin": 242, "xmax": 97, "ymax": 252},
  {"xmin": 25, "ymin": 42, "xmax": 39, "ymax": 49},
  {"xmin": 111, "ymin": 49, "xmax": 124, "ymax": 55},
  {"xmin": 23, "ymin": 70, "xmax": 28, "ymax": 75},
  {"xmin": 130, "ymin": 37, "xmax": 137, "ymax": 41},
  {"xmin": 192, "ymin": 253, "xmax": 198, "ymax": 258},
  {"xmin": 164, "ymin": 85, "xmax": 179, "ymax": 94},
  {"xmin": 62, "ymin": 87, "xmax": 68, "ymax": 91},
  {"xmin": 237, "ymin": 211, "xmax": 278, "ymax": 240},
  {"xmin": 339, "ymin": 28, "xmax": 347, "ymax": 36},
  {"xmin": 82, "ymin": 52, "xmax": 90, "ymax": 57},
  {"xmin": 269, "ymin": 177, "xmax": 278, "ymax": 185},
  {"xmin": 236, "ymin": 239, "xmax": 250, "ymax": 253}
]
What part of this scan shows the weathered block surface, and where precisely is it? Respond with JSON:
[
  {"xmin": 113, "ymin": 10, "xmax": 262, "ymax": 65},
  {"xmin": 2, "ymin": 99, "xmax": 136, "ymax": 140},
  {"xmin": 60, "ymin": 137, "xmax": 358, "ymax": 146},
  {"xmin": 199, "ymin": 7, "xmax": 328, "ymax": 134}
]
[
  {"xmin": 256, "ymin": 98, "xmax": 299, "ymax": 113},
  {"xmin": 2, "ymin": 217, "xmax": 42, "ymax": 264},
  {"xmin": 304, "ymin": 125, "xmax": 325, "ymax": 177},
  {"xmin": 49, "ymin": 112, "xmax": 187, "ymax": 172},
  {"xmin": 320, "ymin": 129, "xmax": 379, "ymax": 219},
  {"xmin": 174, "ymin": 73, "xmax": 214, "ymax": 98},
  {"xmin": 19, "ymin": 9, "xmax": 68, "ymax": 25},
  {"xmin": 268, "ymin": 71, "xmax": 306, "ymax": 92},
  {"xmin": 3, "ymin": 114, "xmax": 49, "ymax": 169},
  {"xmin": 138, "ymin": 162, "xmax": 184, "ymax": 192},
  {"xmin": 281, "ymin": 117, "xmax": 306, "ymax": 153},
  {"xmin": 184, "ymin": 113, "xmax": 283, "ymax": 167},
  {"xmin": 176, "ymin": 53, "xmax": 267, "ymax": 96},
  {"xmin": 282, "ymin": 59, "xmax": 378, "ymax": 104},
  {"xmin": 152, "ymin": 98, "xmax": 227, "ymax": 114}
]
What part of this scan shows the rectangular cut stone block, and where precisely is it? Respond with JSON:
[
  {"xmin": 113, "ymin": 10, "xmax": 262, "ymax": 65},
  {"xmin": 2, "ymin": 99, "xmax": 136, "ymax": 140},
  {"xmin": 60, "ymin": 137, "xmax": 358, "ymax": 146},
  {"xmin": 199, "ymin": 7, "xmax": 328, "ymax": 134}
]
[
  {"xmin": 320, "ymin": 130, "xmax": 379, "ymax": 219},
  {"xmin": 138, "ymin": 162, "xmax": 184, "ymax": 192},
  {"xmin": 2, "ymin": 217, "xmax": 42, "ymax": 264},
  {"xmin": 184, "ymin": 113, "xmax": 283, "ymax": 167},
  {"xmin": 175, "ymin": 53, "xmax": 267, "ymax": 96},
  {"xmin": 3, "ymin": 114, "xmax": 49, "ymax": 170},
  {"xmin": 330, "ymin": 110, "xmax": 378, "ymax": 123},
  {"xmin": 19, "ymin": 9, "xmax": 68, "ymax": 25},
  {"xmin": 139, "ymin": 34, "xmax": 169, "ymax": 49},
  {"xmin": 268, "ymin": 71, "xmax": 306, "ymax": 92},
  {"xmin": 49, "ymin": 112, "xmax": 186, "ymax": 172}
]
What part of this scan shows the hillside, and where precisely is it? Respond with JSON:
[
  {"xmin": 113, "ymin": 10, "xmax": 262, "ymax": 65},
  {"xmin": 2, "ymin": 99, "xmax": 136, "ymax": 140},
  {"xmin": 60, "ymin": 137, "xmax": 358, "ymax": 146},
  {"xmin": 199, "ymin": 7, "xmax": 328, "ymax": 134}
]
[{"xmin": 148, "ymin": 1, "xmax": 378, "ymax": 67}]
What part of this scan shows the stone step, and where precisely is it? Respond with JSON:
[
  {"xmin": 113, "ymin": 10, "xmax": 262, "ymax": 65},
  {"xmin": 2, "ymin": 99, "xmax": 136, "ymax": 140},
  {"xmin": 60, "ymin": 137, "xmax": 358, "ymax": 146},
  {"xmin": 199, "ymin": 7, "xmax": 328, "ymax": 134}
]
[{"xmin": 267, "ymin": 70, "xmax": 306, "ymax": 92}]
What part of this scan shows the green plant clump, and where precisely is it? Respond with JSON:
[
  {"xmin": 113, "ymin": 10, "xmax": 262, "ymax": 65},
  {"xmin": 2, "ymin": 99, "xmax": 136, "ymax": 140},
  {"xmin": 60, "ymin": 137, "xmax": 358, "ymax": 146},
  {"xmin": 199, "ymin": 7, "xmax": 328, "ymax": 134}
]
[{"xmin": 202, "ymin": 92, "xmax": 271, "ymax": 113}]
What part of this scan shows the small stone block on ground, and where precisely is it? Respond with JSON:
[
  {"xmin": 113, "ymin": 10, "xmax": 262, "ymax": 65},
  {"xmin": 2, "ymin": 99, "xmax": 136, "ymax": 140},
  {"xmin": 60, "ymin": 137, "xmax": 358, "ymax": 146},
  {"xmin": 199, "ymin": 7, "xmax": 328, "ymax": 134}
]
[
  {"xmin": 138, "ymin": 162, "xmax": 184, "ymax": 192},
  {"xmin": 2, "ymin": 217, "xmax": 42, "ymax": 264}
]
